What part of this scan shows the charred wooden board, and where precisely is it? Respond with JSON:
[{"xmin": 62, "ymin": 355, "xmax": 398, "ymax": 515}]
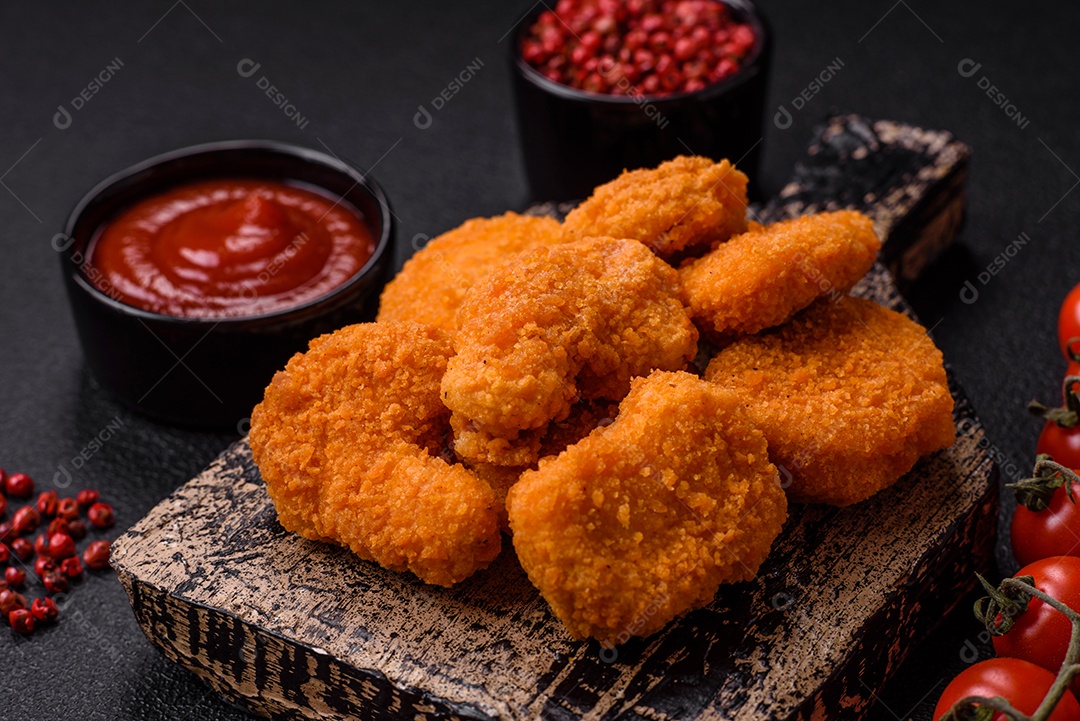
[{"xmin": 112, "ymin": 115, "xmax": 991, "ymax": 721}]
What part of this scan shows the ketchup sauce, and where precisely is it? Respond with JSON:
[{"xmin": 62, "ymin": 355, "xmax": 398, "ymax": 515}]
[{"xmin": 87, "ymin": 179, "xmax": 375, "ymax": 318}]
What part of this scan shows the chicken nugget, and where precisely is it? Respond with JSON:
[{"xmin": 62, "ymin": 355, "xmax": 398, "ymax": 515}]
[
  {"xmin": 451, "ymin": 416, "xmax": 546, "ymax": 468},
  {"xmin": 462, "ymin": 399, "xmax": 621, "ymax": 507},
  {"xmin": 574, "ymin": 240, "xmax": 700, "ymax": 400},
  {"xmin": 250, "ymin": 321, "xmax": 501, "ymax": 586},
  {"xmin": 679, "ymin": 210, "xmax": 881, "ymax": 338},
  {"xmin": 563, "ymin": 156, "xmax": 749, "ymax": 258},
  {"xmin": 705, "ymin": 297, "xmax": 955, "ymax": 506},
  {"xmin": 453, "ymin": 399, "xmax": 620, "ymax": 472},
  {"xmin": 441, "ymin": 237, "xmax": 697, "ymax": 463},
  {"xmin": 377, "ymin": 212, "xmax": 566, "ymax": 331},
  {"xmin": 507, "ymin": 371, "xmax": 787, "ymax": 645}
]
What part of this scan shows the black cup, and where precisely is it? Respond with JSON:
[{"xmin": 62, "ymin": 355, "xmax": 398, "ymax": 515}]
[
  {"xmin": 511, "ymin": 0, "xmax": 770, "ymax": 202},
  {"xmin": 58, "ymin": 140, "xmax": 393, "ymax": 429}
]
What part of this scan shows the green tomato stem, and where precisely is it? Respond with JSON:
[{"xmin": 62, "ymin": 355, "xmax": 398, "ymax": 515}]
[
  {"xmin": 957, "ymin": 576, "xmax": 1080, "ymax": 720},
  {"xmin": 1000, "ymin": 577, "xmax": 1080, "ymax": 721},
  {"xmin": 1008, "ymin": 455, "xmax": 1080, "ymax": 511},
  {"xmin": 1028, "ymin": 375, "xmax": 1080, "ymax": 427},
  {"xmin": 946, "ymin": 694, "xmax": 1024, "ymax": 720},
  {"xmin": 1067, "ymin": 338, "xmax": 1080, "ymax": 364}
]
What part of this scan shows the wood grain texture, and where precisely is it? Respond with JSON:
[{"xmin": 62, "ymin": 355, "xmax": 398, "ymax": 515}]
[{"xmin": 112, "ymin": 115, "xmax": 992, "ymax": 721}]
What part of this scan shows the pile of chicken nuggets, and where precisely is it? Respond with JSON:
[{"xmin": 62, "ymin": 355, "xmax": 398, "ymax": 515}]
[{"xmin": 249, "ymin": 155, "xmax": 956, "ymax": 646}]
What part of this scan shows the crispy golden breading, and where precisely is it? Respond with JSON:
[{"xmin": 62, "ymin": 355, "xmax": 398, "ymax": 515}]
[
  {"xmin": 376, "ymin": 212, "xmax": 567, "ymax": 332},
  {"xmin": 679, "ymin": 210, "xmax": 882, "ymax": 337},
  {"xmin": 463, "ymin": 399, "xmax": 622, "ymax": 532},
  {"xmin": 572, "ymin": 242, "xmax": 699, "ymax": 400},
  {"xmin": 705, "ymin": 297, "xmax": 955, "ymax": 506},
  {"xmin": 563, "ymin": 156, "xmax": 749, "ymax": 258},
  {"xmin": 466, "ymin": 462, "xmax": 522, "ymax": 509},
  {"xmin": 462, "ymin": 399, "xmax": 621, "ymax": 504},
  {"xmin": 507, "ymin": 371, "xmax": 787, "ymax": 645},
  {"xmin": 463, "ymin": 461, "xmax": 521, "ymax": 534},
  {"xmin": 452, "ymin": 399, "xmax": 620, "ymax": 471},
  {"xmin": 451, "ymin": 416, "xmax": 545, "ymax": 468},
  {"xmin": 249, "ymin": 322, "xmax": 501, "ymax": 587},
  {"xmin": 441, "ymin": 237, "xmax": 697, "ymax": 462}
]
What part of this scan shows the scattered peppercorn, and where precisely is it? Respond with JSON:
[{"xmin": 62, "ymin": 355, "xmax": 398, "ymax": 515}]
[
  {"xmin": 10, "ymin": 538, "xmax": 32, "ymax": 562},
  {"xmin": 11, "ymin": 506, "xmax": 40, "ymax": 536},
  {"xmin": 46, "ymin": 518, "xmax": 69, "ymax": 537},
  {"xmin": 60, "ymin": 556, "xmax": 83, "ymax": 579},
  {"xmin": 9, "ymin": 608, "xmax": 34, "ymax": 633},
  {"xmin": 47, "ymin": 533, "xmax": 76, "ymax": 560},
  {"xmin": 56, "ymin": 498, "xmax": 79, "ymax": 521},
  {"xmin": 66, "ymin": 519, "xmax": 87, "ymax": 541},
  {"xmin": 0, "ymin": 474, "xmax": 116, "ymax": 636},
  {"xmin": 4, "ymin": 472, "xmax": 34, "ymax": 499},
  {"xmin": 36, "ymin": 491, "xmax": 58, "ymax": 518},
  {"xmin": 33, "ymin": 557, "xmax": 56, "ymax": 579},
  {"xmin": 33, "ymin": 534, "xmax": 49, "ymax": 558},
  {"xmin": 87, "ymin": 503, "xmax": 115, "ymax": 529},
  {"xmin": 83, "ymin": 541, "xmax": 111, "ymax": 571},
  {"xmin": 41, "ymin": 570, "xmax": 68, "ymax": 595},
  {"xmin": 76, "ymin": 489, "xmax": 100, "ymax": 508},
  {"xmin": 4, "ymin": 567, "xmax": 25, "ymax": 589},
  {"xmin": 0, "ymin": 589, "xmax": 26, "ymax": 615},
  {"xmin": 521, "ymin": 0, "xmax": 757, "ymax": 97},
  {"xmin": 30, "ymin": 597, "xmax": 58, "ymax": 623}
]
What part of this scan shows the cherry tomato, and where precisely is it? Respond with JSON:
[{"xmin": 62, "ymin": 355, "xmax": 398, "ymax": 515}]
[
  {"xmin": 1060, "ymin": 282, "xmax": 1080, "ymax": 359},
  {"xmin": 1039, "ymin": 423, "xmax": 1080, "ymax": 471},
  {"xmin": 1012, "ymin": 480, "xmax": 1080, "ymax": 566},
  {"xmin": 993, "ymin": 557, "xmax": 1080, "ymax": 685},
  {"xmin": 934, "ymin": 657, "xmax": 1080, "ymax": 720}
]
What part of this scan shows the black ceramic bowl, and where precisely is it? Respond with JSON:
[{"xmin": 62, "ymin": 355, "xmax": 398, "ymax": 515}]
[
  {"xmin": 511, "ymin": 0, "xmax": 770, "ymax": 202},
  {"xmin": 59, "ymin": 140, "xmax": 393, "ymax": 429}
]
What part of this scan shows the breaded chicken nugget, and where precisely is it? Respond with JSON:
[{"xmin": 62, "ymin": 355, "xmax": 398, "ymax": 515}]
[
  {"xmin": 462, "ymin": 399, "xmax": 621, "ymax": 507},
  {"xmin": 441, "ymin": 237, "xmax": 697, "ymax": 461},
  {"xmin": 249, "ymin": 321, "xmax": 501, "ymax": 586},
  {"xmin": 452, "ymin": 399, "xmax": 621, "ymax": 470},
  {"xmin": 563, "ymin": 156, "xmax": 749, "ymax": 258},
  {"xmin": 451, "ymin": 416, "xmax": 546, "ymax": 468},
  {"xmin": 705, "ymin": 297, "xmax": 955, "ymax": 506},
  {"xmin": 507, "ymin": 371, "xmax": 787, "ymax": 645},
  {"xmin": 377, "ymin": 212, "xmax": 566, "ymax": 331},
  {"xmin": 679, "ymin": 210, "xmax": 881, "ymax": 337},
  {"xmin": 573, "ymin": 241, "xmax": 699, "ymax": 401},
  {"xmin": 463, "ymin": 400, "xmax": 622, "ymax": 532}
]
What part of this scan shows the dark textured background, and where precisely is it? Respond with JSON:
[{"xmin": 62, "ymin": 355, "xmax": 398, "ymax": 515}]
[{"xmin": 1, "ymin": 1, "xmax": 1077, "ymax": 719}]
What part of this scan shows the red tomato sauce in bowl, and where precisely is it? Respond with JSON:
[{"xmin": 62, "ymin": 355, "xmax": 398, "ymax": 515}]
[{"xmin": 87, "ymin": 179, "xmax": 375, "ymax": 318}]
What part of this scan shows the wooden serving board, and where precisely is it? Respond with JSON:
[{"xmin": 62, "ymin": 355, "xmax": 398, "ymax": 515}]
[{"xmin": 112, "ymin": 116, "xmax": 989, "ymax": 720}]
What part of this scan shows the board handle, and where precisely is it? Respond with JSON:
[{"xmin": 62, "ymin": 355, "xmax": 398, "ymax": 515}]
[{"xmin": 760, "ymin": 114, "xmax": 970, "ymax": 287}]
